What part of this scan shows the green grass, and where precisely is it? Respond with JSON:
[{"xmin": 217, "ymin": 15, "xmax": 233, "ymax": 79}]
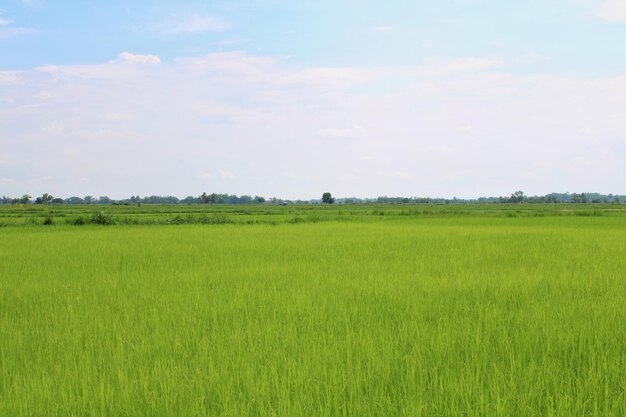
[
  {"xmin": 1, "ymin": 208, "xmax": 625, "ymax": 416},
  {"xmin": 0, "ymin": 203, "xmax": 624, "ymax": 227}
]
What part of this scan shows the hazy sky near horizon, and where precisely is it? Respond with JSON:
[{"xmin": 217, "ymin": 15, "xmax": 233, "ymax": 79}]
[{"xmin": 1, "ymin": 0, "xmax": 625, "ymax": 199}]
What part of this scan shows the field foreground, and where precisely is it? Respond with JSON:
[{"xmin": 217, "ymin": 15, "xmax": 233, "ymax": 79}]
[{"xmin": 1, "ymin": 208, "xmax": 625, "ymax": 416}]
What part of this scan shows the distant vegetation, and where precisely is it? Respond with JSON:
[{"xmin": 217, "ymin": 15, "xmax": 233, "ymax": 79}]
[
  {"xmin": 1, "ymin": 190, "xmax": 624, "ymax": 206},
  {"xmin": 1, "ymin": 203, "xmax": 625, "ymax": 229}
]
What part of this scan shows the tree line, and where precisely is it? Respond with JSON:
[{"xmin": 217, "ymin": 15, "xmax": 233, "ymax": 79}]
[
  {"xmin": 373, "ymin": 191, "xmax": 624, "ymax": 205},
  {"xmin": 1, "ymin": 191, "xmax": 623, "ymax": 206}
]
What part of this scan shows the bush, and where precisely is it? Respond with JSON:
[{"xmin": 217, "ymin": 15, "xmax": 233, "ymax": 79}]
[
  {"xmin": 576, "ymin": 210, "xmax": 604, "ymax": 217},
  {"xmin": 42, "ymin": 216, "xmax": 54, "ymax": 226},
  {"xmin": 168, "ymin": 215, "xmax": 188, "ymax": 225},
  {"xmin": 90, "ymin": 211, "xmax": 112, "ymax": 225},
  {"xmin": 27, "ymin": 217, "xmax": 40, "ymax": 226},
  {"xmin": 68, "ymin": 216, "xmax": 87, "ymax": 226},
  {"xmin": 197, "ymin": 214, "xmax": 232, "ymax": 225}
]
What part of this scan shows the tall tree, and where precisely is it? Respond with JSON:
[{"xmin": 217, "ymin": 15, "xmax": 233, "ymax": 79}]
[
  {"xmin": 322, "ymin": 192, "xmax": 335, "ymax": 204},
  {"xmin": 510, "ymin": 191, "xmax": 525, "ymax": 204}
]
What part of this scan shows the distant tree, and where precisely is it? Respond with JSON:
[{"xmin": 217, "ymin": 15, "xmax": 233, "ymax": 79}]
[
  {"xmin": 84, "ymin": 196, "xmax": 94, "ymax": 204},
  {"xmin": 51, "ymin": 198, "xmax": 64, "ymax": 204},
  {"xmin": 98, "ymin": 196, "xmax": 111, "ymax": 205},
  {"xmin": 128, "ymin": 195, "xmax": 141, "ymax": 206},
  {"xmin": 545, "ymin": 194, "xmax": 558, "ymax": 203},
  {"xmin": 239, "ymin": 195, "xmax": 253, "ymax": 204},
  {"xmin": 322, "ymin": 192, "xmax": 335, "ymax": 204},
  {"xmin": 509, "ymin": 191, "xmax": 525, "ymax": 204},
  {"xmin": 35, "ymin": 193, "xmax": 53, "ymax": 205},
  {"xmin": 20, "ymin": 194, "xmax": 31, "ymax": 204},
  {"xmin": 254, "ymin": 196, "xmax": 266, "ymax": 204},
  {"xmin": 199, "ymin": 192, "xmax": 223, "ymax": 204},
  {"xmin": 65, "ymin": 196, "xmax": 85, "ymax": 204}
]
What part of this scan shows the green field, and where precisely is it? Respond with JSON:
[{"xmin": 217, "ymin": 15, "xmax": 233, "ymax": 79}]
[{"xmin": 1, "ymin": 204, "xmax": 625, "ymax": 416}]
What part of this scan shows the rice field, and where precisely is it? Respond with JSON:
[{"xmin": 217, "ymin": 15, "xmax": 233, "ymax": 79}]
[{"xmin": 0, "ymin": 205, "xmax": 625, "ymax": 416}]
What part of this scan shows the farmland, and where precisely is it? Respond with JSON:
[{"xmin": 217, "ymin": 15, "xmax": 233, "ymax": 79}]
[{"xmin": 1, "ymin": 204, "xmax": 625, "ymax": 416}]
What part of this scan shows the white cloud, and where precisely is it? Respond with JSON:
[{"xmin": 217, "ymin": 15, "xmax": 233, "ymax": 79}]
[
  {"xmin": 220, "ymin": 171, "xmax": 236, "ymax": 180},
  {"xmin": 0, "ymin": 13, "xmax": 37, "ymax": 39},
  {"xmin": 591, "ymin": 74, "xmax": 626, "ymax": 91},
  {"xmin": 430, "ymin": 145, "xmax": 454, "ymax": 153},
  {"xmin": 116, "ymin": 52, "xmax": 161, "ymax": 64},
  {"xmin": 0, "ymin": 152, "xmax": 17, "ymax": 166},
  {"xmin": 28, "ymin": 175, "xmax": 54, "ymax": 185},
  {"xmin": 0, "ymin": 178, "xmax": 18, "ymax": 185},
  {"xmin": 388, "ymin": 172, "xmax": 413, "ymax": 180},
  {"xmin": 0, "ymin": 71, "xmax": 21, "ymax": 85},
  {"xmin": 35, "ymin": 52, "xmax": 161, "ymax": 80},
  {"xmin": 177, "ymin": 52, "xmax": 369, "ymax": 89},
  {"xmin": 317, "ymin": 126, "xmax": 364, "ymax": 138},
  {"xmin": 457, "ymin": 125, "xmax": 474, "ymax": 134},
  {"xmin": 177, "ymin": 52, "xmax": 276, "ymax": 82},
  {"xmin": 433, "ymin": 57, "xmax": 501, "ymax": 74},
  {"xmin": 598, "ymin": 0, "xmax": 626, "ymax": 21},
  {"xmin": 283, "ymin": 67, "xmax": 370, "ymax": 88}
]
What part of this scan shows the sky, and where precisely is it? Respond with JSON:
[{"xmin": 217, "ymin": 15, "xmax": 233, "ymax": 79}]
[{"xmin": 1, "ymin": 0, "xmax": 625, "ymax": 199}]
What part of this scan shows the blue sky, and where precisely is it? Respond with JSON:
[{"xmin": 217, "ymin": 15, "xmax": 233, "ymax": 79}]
[
  {"xmin": 3, "ymin": 0, "xmax": 626, "ymax": 74},
  {"xmin": 1, "ymin": 0, "xmax": 625, "ymax": 198}
]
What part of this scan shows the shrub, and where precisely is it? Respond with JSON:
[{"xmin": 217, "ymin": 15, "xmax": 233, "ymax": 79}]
[
  {"xmin": 197, "ymin": 214, "xmax": 232, "ymax": 225},
  {"xmin": 169, "ymin": 215, "xmax": 188, "ymax": 225},
  {"xmin": 68, "ymin": 216, "xmax": 87, "ymax": 226},
  {"xmin": 90, "ymin": 211, "xmax": 112, "ymax": 225},
  {"xmin": 27, "ymin": 217, "xmax": 40, "ymax": 226},
  {"xmin": 42, "ymin": 216, "xmax": 54, "ymax": 226}
]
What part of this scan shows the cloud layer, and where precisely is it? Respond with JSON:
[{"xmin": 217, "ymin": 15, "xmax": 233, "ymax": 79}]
[
  {"xmin": 598, "ymin": 0, "xmax": 626, "ymax": 21},
  {"xmin": 1, "ymin": 52, "xmax": 625, "ymax": 199}
]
